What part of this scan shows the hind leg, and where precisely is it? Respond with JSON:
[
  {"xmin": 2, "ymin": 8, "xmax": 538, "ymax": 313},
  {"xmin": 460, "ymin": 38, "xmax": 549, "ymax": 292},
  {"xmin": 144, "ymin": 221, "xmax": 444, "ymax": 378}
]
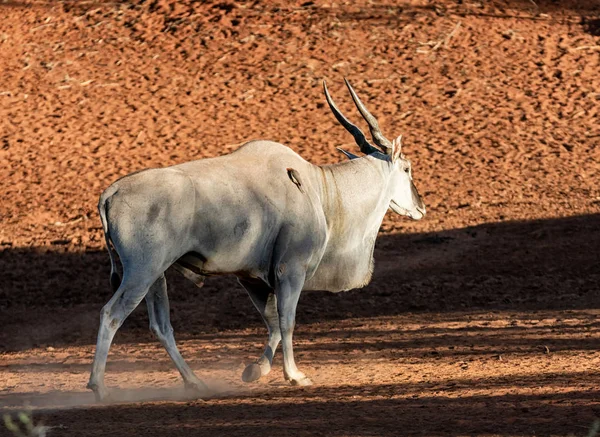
[
  {"xmin": 146, "ymin": 274, "xmax": 209, "ymax": 396},
  {"xmin": 239, "ymin": 278, "xmax": 281, "ymax": 383},
  {"xmin": 87, "ymin": 274, "xmax": 155, "ymax": 402}
]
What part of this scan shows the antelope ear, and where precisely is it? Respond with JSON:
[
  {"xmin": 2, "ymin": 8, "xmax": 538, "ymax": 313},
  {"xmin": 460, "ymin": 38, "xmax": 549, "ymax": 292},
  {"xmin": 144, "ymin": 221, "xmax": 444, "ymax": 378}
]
[
  {"xmin": 392, "ymin": 135, "xmax": 403, "ymax": 161},
  {"xmin": 336, "ymin": 147, "xmax": 360, "ymax": 160}
]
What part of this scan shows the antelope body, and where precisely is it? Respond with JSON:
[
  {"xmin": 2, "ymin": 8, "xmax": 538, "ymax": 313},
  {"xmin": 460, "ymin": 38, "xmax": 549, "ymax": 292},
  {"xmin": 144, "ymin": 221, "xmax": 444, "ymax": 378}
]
[{"xmin": 88, "ymin": 80, "xmax": 426, "ymax": 401}]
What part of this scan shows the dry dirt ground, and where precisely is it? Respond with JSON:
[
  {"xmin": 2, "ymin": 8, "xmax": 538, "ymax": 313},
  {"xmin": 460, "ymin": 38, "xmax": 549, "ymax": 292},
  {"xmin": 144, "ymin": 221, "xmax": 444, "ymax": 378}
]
[{"xmin": 1, "ymin": 0, "xmax": 600, "ymax": 436}]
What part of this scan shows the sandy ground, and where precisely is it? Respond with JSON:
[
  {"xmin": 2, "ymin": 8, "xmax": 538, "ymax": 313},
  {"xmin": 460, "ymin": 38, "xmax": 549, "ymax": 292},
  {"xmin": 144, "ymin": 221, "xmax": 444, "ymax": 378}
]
[{"xmin": 1, "ymin": 0, "xmax": 600, "ymax": 435}]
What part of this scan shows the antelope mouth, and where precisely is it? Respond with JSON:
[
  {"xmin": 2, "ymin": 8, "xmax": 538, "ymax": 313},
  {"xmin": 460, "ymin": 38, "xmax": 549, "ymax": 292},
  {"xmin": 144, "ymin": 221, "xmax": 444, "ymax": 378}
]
[
  {"xmin": 390, "ymin": 202, "xmax": 426, "ymax": 220},
  {"xmin": 410, "ymin": 205, "xmax": 426, "ymax": 220}
]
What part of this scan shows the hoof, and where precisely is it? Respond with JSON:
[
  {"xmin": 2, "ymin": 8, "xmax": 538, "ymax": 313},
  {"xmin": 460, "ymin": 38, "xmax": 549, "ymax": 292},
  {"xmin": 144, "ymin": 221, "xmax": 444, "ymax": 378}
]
[
  {"xmin": 242, "ymin": 363, "xmax": 262, "ymax": 383},
  {"xmin": 290, "ymin": 376, "xmax": 313, "ymax": 387},
  {"xmin": 185, "ymin": 380, "xmax": 210, "ymax": 398}
]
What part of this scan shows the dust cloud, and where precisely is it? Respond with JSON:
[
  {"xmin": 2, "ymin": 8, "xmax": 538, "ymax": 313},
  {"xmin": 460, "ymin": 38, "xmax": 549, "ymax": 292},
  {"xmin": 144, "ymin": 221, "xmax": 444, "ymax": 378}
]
[{"xmin": 0, "ymin": 379, "xmax": 238, "ymax": 411}]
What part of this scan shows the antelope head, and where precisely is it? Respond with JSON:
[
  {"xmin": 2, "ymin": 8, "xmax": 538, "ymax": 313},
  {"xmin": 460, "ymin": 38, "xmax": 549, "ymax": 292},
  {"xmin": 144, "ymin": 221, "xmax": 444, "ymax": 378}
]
[{"xmin": 323, "ymin": 79, "xmax": 426, "ymax": 220}]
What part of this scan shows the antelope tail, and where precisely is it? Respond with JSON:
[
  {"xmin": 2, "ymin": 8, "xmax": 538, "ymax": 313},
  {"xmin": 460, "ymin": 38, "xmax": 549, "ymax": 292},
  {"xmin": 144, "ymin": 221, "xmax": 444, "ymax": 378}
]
[{"xmin": 98, "ymin": 188, "xmax": 121, "ymax": 292}]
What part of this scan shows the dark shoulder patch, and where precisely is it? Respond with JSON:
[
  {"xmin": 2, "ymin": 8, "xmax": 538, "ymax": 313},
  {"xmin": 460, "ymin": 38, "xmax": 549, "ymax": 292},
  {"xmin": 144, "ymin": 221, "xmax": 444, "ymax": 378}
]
[{"xmin": 147, "ymin": 203, "xmax": 161, "ymax": 223}]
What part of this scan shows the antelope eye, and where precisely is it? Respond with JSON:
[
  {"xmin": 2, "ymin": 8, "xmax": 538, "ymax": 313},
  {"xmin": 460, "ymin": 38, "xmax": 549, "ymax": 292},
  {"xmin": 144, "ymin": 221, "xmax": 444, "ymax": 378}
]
[{"xmin": 404, "ymin": 167, "xmax": 410, "ymax": 173}]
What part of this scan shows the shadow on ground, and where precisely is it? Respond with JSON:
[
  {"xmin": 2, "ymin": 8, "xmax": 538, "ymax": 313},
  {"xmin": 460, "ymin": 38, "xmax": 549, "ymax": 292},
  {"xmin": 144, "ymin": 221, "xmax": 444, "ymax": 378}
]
[
  {"xmin": 6, "ymin": 383, "xmax": 599, "ymax": 436},
  {"xmin": 1, "ymin": 213, "xmax": 599, "ymax": 351}
]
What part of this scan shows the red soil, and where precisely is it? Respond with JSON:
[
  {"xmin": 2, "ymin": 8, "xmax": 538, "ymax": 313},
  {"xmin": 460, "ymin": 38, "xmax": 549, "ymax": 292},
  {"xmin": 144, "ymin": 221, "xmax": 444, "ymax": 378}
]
[{"xmin": 1, "ymin": 0, "xmax": 600, "ymax": 435}]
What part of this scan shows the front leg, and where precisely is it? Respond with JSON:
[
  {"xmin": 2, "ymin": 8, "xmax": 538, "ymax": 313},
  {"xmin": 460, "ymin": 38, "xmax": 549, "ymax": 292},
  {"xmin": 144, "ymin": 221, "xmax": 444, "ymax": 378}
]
[{"xmin": 276, "ymin": 268, "xmax": 313, "ymax": 386}]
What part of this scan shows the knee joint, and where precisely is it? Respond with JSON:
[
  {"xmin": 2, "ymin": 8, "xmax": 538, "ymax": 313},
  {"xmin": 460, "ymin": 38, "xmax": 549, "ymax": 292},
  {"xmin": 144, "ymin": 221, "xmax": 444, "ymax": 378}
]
[
  {"xmin": 100, "ymin": 305, "xmax": 111, "ymax": 322},
  {"xmin": 268, "ymin": 328, "xmax": 282, "ymax": 341},
  {"xmin": 100, "ymin": 305, "xmax": 123, "ymax": 331},
  {"xmin": 279, "ymin": 317, "xmax": 295, "ymax": 332}
]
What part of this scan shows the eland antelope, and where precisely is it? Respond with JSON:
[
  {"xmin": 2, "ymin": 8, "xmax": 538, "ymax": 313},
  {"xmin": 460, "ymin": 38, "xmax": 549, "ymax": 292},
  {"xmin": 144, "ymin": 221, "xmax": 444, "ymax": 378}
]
[{"xmin": 88, "ymin": 79, "xmax": 426, "ymax": 401}]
